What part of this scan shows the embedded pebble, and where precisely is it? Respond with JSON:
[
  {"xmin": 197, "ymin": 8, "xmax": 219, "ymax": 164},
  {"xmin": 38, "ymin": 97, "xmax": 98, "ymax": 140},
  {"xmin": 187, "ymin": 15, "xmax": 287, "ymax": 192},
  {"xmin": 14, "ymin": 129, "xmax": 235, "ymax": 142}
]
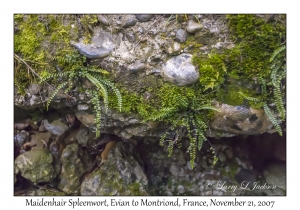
[
  {"xmin": 175, "ymin": 29, "xmax": 187, "ymax": 43},
  {"xmin": 173, "ymin": 42, "xmax": 181, "ymax": 52},
  {"xmin": 123, "ymin": 19, "xmax": 137, "ymax": 28},
  {"xmin": 129, "ymin": 62, "xmax": 146, "ymax": 73},
  {"xmin": 77, "ymin": 104, "xmax": 89, "ymax": 111},
  {"xmin": 161, "ymin": 53, "xmax": 199, "ymax": 86},
  {"xmin": 98, "ymin": 15, "xmax": 109, "ymax": 25},
  {"xmin": 135, "ymin": 14, "xmax": 154, "ymax": 22},
  {"xmin": 126, "ymin": 32, "xmax": 136, "ymax": 43},
  {"xmin": 186, "ymin": 19, "xmax": 203, "ymax": 33},
  {"xmin": 71, "ymin": 42, "xmax": 111, "ymax": 59},
  {"xmin": 225, "ymin": 149, "xmax": 233, "ymax": 159}
]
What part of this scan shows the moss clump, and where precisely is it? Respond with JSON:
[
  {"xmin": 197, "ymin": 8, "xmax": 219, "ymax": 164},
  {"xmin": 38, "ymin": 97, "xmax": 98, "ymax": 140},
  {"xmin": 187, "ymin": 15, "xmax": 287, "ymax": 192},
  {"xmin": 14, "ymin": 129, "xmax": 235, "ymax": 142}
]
[
  {"xmin": 14, "ymin": 14, "xmax": 81, "ymax": 94},
  {"xmin": 192, "ymin": 14, "xmax": 285, "ymax": 108}
]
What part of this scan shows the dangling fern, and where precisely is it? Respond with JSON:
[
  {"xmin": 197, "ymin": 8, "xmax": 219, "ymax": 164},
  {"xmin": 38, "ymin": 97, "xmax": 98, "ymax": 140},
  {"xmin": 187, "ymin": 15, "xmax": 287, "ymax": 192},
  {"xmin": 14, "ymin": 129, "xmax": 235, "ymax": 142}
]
[
  {"xmin": 269, "ymin": 45, "xmax": 286, "ymax": 62},
  {"xmin": 263, "ymin": 103, "xmax": 282, "ymax": 136},
  {"xmin": 269, "ymin": 45, "xmax": 286, "ymax": 120},
  {"xmin": 40, "ymin": 54, "xmax": 122, "ymax": 138},
  {"xmin": 46, "ymin": 81, "xmax": 68, "ymax": 110},
  {"xmin": 157, "ymin": 98, "xmax": 220, "ymax": 169},
  {"xmin": 237, "ymin": 92, "xmax": 260, "ymax": 102}
]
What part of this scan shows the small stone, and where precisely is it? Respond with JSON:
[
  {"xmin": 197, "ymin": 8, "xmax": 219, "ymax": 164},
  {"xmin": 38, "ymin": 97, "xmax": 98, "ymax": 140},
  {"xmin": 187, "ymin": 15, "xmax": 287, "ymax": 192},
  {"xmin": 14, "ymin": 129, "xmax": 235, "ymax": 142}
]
[
  {"xmin": 173, "ymin": 42, "xmax": 181, "ymax": 52},
  {"xmin": 77, "ymin": 104, "xmax": 89, "ymax": 111},
  {"xmin": 123, "ymin": 19, "xmax": 137, "ymax": 28},
  {"xmin": 126, "ymin": 32, "xmax": 136, "ymax": 43},
  {"xmin": 225, "ymin": 166, "xmax": 231, "ymax": 172},
  {"xmin": 98, "ymin": 15, "xmax": 109, "ymax": 25},
  {"xmin": 224, "ymin": 149, "xmax": 233, "ymax": 159},
  {"xmin": 129, "ymin": 62, "xmax": 146, "ymax": 73},
  {"xmin": 186, "ymin": 19, "xmax": 203, "ymax": 34},
  {"xmin": 28, "ymin": 83, "xmax": 42, "ymax": 95},
  {"xmin": 161, "ymin": 53, "xmax": 199, "ymax": 86},
  {"xmin": 175, "ymin": 29, "xmax": 187, "ymax": 43},
  {"xmin": 135, "ymin": 14, "xmax": 154, "ymax": 22},
  {"xmin": 71, "ymin": 41, "xmax": 111, "ymax": 59},
  {"xmin": 177, "ymin": 185, "xmax": 185, "ymax": 194},
  {"xmin": 218, "ymin": 152, "xmax": 227, "ymax": 162}
]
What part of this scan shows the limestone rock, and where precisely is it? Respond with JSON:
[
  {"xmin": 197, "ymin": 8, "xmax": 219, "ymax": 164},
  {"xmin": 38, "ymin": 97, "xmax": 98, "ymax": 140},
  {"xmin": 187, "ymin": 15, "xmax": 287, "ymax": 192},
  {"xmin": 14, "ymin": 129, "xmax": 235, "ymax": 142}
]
[
  {"xmin": 81, "ymin": 141, "xmax": 148, "ymax": 195},
  {"xmin": 135, "ymin": 14, "xmax": 154, "ymax": 22},
  {"xmin": 58, "ymin": 143, "xmax": 94, "ymax": 195},
  {"xmin": 186, "ymin": 19, "xmax": 203, "ymax": 33},
  {"xmin": 175, "ymin": 29, "xmax": 187, "ymax": 43},
  {"xmin": 161, "ymin": 53, "xmax": 199, "ymax": 86},
  {"xmin": 14, "ymin": 149, "xmax": 55, "ymax": 183},
  {"xmin": 209, "ymin": 103, "xmax": 273, "ymax": 135}
]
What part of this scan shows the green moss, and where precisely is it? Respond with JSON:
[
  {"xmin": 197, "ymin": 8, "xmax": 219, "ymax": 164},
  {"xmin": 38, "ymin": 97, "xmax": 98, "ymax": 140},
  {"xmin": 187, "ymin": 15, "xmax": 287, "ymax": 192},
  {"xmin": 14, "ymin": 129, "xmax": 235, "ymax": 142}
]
[{"xmin": 14, "ymin": 14, "xmax": 80, "ymax": 94}]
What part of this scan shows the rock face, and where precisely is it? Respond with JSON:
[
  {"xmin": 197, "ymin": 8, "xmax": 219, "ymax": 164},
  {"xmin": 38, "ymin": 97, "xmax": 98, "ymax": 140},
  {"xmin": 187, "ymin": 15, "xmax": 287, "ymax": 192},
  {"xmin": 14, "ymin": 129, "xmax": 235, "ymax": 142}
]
[
  {"xmin": 58, "ymin": 143, "xmax": 94, "ymax": 195},
  {"xmin": 14, "ymin": 149, "xmax": 55, "ymax": 183},
  {"xmin": 263, "ymin": 161, "xmax": 286, "ymax": 191},
  {"xmin": 81, "ymin": 141, "xmax": 148, "ymax": 195},
  {"xmin": 161, "ymin": 54, "xmax": 199, "ymax": 86},
  {"xmin": 209, "ymin": 103, "xmax": 273, "ymax": 136}
]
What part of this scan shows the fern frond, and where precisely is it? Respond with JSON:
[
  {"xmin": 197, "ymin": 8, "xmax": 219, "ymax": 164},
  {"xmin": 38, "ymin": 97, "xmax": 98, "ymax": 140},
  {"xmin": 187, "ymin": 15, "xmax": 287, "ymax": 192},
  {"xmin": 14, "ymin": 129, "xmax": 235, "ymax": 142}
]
[
  {"xmin": 46, "ymin": 82, "xmax": 68, "ymax": 111},
  {"xmin": 273, "ymin": 79, "xmax": 286, "ymax": 120},
  {"xmin": 144, "ymin": 107, "xmax": 176, "ymax": 122},
  {"xmin": 197, "ymin": 105, "xmax": 221, "ymax": 112},
  {"xmin": 263, "ymin": 103, "xmax": 282, "ymax": 136},
  {"xmin": 270, "ymin": 45, "xmax": 286, "ymax": 62},
  {"xmin": 88, "ymin": 68, "xmax": 109, "ymax": 75},
  {"xmin": 85, "ymin": 73, "xmax": 109, "ymax": 112},
  {"xmin": 95, "ymin": 76, "xmax": 122, "ymax": 112},
  {"xmin": 238, "ymin": 92, "xmax": 260, "ymax": 102},
  {"xmin": 89, "ymin": 91, "xmax": 102, "ymax": 137}
]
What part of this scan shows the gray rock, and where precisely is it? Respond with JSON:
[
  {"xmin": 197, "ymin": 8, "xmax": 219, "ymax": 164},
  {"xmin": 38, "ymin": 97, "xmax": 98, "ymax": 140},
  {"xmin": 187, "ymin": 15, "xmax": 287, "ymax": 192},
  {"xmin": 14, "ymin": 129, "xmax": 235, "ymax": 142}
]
[
  {"xmin": 77, "ymin": 104, "xmax": 89, "ymax": 111},
  {"xmin": 218, "ymin": 152, "xmax": 227, "ymax": 162},
  {"xmin": 71, "ymin": 30, "xmax": 117, "ymax": 59},
  {"xmin": 177, "ymin": 185, "xmax": 185, "ymax": 194},
  {"xmin": 76, "ymin": 127, "xmax": 95, "ymax": 147},
  {"xmin": 135, "ymin": 14, "xmax": 154, "ymax": 22},
  {"xmin": 129, "ymin": 62, "xmax": 146, "ymax": 73},
  {"xmin": 81, "ymin": 142, "xmax": 148, "ymax": 195},
  {"xmin": 175, "ymin": 29, "xmax": 187, "ymax": 43},
  {"xmin": 43, "ymin": 119, "xmax": 68, "ymax": 136},
  {"xmin": 28, "ymin": 83, "xmax": 42, "ymax": 95},
  {"xmin": 98, "ymin": 15, "xmax": 109, "ymax": 26},
  {"xmin": 186, "ymin": 19, "xmax": 203, "ymax": 34},
  {"xmin": 71, "ymin": 41, "xmax": 111, "ymax": 59},
  {"xmin": 123, "ymin": 19, "xmax": 137, "ymax": 28},
  {"xmin": 14, "ymin": 149, "xmax": 55, "ymax": 183},
  {"xmin": 58, "ymin": 143, "xmax": 94, "ymax": 195},
  {"xmin": 161, "ymin": 53, "xmax": 199, "ymax": 86},
  {"xmin": 209, "ymin": 103, "xmax": 273, "ymax": 135},
  {"xmin": 263, "ymin": 162, "xmax": 286, "ymax": 191},
  {"xmin": 14, "ymin": 132, "xmax": 29, "ymax": 148},
  {"xmin": 173, "ymin": 42, "xmax": 181, "ymax": 52},
  {"xmin": 126, "ymin": 32, "xmax": 136, "ymax": 43},
  {"xmin": 225, "ymin": 149, "xmax": 233, "ymax": 159}
]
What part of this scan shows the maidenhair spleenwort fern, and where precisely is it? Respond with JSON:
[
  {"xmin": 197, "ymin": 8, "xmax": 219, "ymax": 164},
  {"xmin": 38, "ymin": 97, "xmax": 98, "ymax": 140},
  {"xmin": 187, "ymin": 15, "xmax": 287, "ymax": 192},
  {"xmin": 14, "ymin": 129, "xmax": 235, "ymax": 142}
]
[
  {"xmin": 238, "ymin": 45, "xmax": 286, "ymax": 136},
  {"xmin": 40, "ymin": 66, "xmax": 122, "ymax": 138},
  {"xmin": 158, "ymin": 101, "xmax": 220, "ymax": 169}
]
